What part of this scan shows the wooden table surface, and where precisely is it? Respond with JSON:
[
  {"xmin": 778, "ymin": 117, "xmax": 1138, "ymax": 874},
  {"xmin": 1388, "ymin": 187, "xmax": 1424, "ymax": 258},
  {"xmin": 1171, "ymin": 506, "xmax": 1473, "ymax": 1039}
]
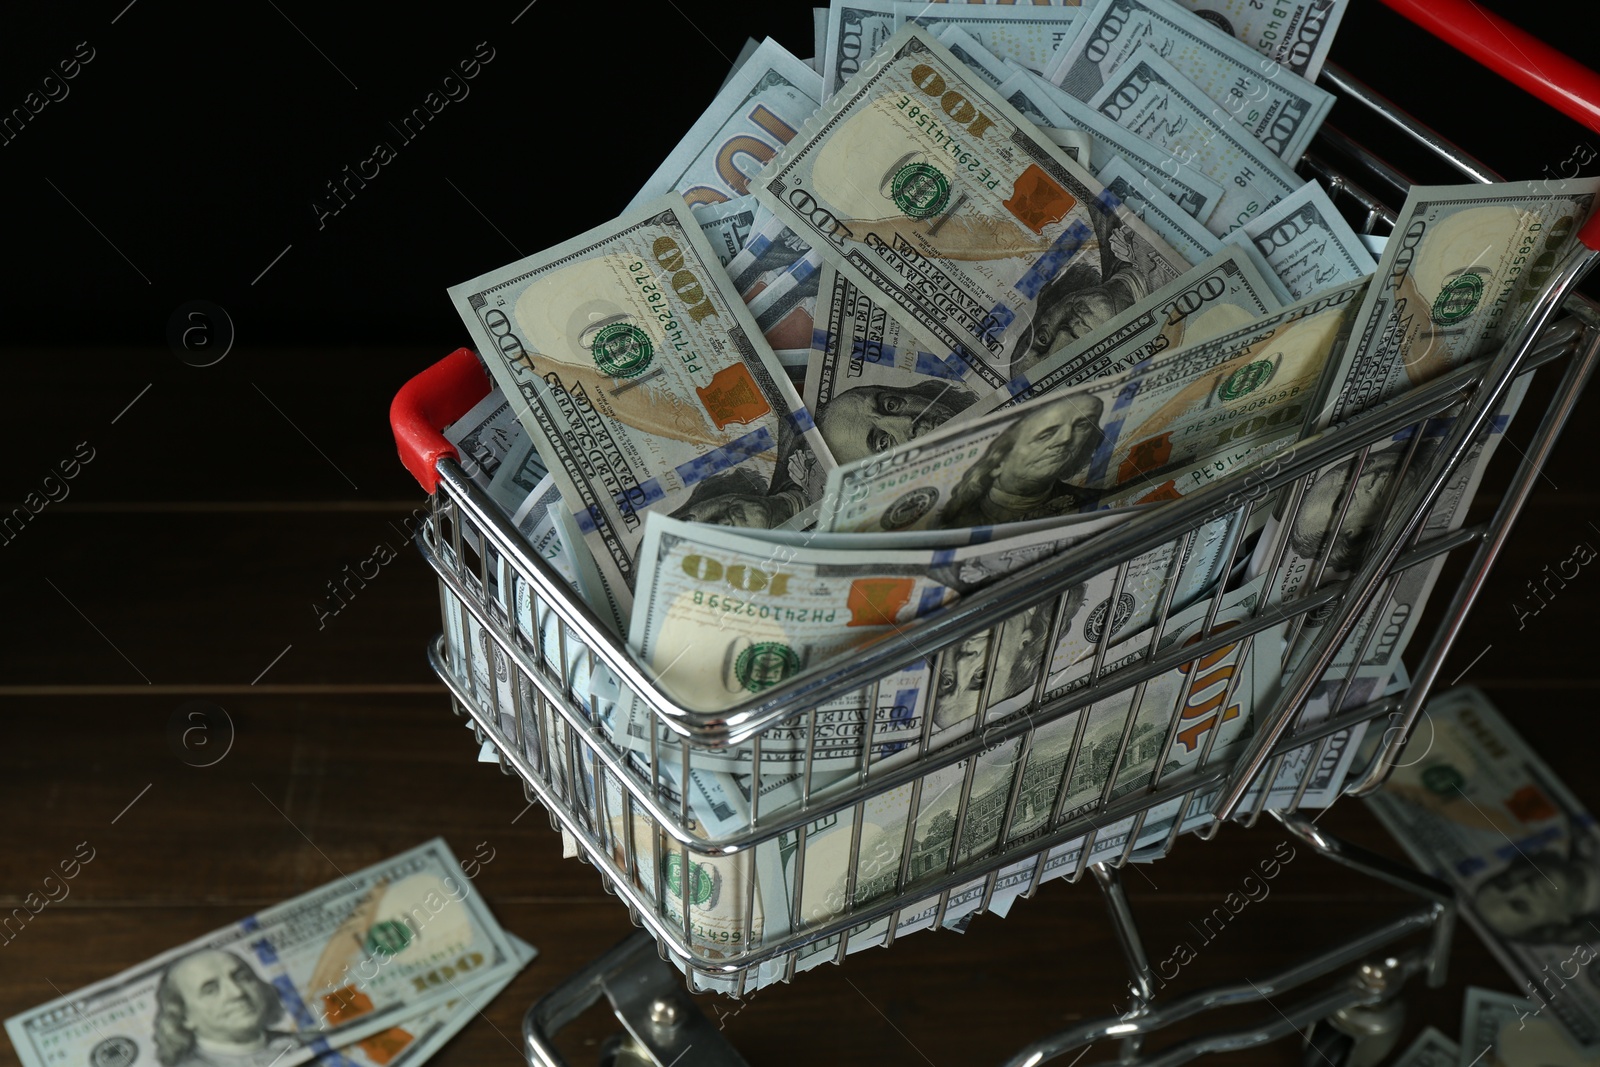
[{"xmin": 1, "ymin": 334, "xmax": 1597, "ymax": 1067}]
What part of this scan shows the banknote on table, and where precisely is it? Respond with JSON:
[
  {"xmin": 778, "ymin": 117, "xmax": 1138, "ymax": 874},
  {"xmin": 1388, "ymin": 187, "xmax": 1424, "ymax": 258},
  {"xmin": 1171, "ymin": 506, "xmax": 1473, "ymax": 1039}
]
[
  {"xmin": 629, "ymin": 38, "xmax": 821, "ymax": 217},
  {"xmin": 1006, "ymin": 63, "xmax": 1226, "ymax": 222},
  {"xmin": 448, "ymin": 196, "xmax": 834, "ymax": 620},
  {"xmin": 975, "ymin": 246, "xmax": 1282, "ymax": 408},
  {"xmin": 1086, "ymin": 46, "xmax": 1302, "ymax": 237},
  {"xmin": 897, "ymin": 3, "xmax": 1087, "ymax": 75},
  {"xmin": 443, "ymin": 387, "xmax": 524, "ymax": 490},
  {"xmin": 1172, "ymin": 0, "xmax": 1350, "ymax": 82},
  {"xmin": 697, "ymin": 194, "xmax": 761, "ymax": 266},
  {"xmin": 822, "ymin": 0, "xmax": 900, "ymax": 100},
  {"xmin": 1366, "ymin": 687, "xmax": 1600, "ymax": 1053},
  {"xmin": 1384, "ymin": 1025, "xmax": 1459, "ymax": 1067},
  {"xmin": 821, "ymin": 277, "xmax": 1368, "ymax": 532},
  {"xmin": 321, "ymin": 932, "xmax": 535, "ymax": 1067},
  {"xmin": 617, "ymin": 509, "xmax": 1132, "ymax": 772},
  {"xmin": 4, "ymin": 840, "xmax": 522, "ymax": 1067},
  {"xmin": 1314, "ymin": 178, "xmax": 1600, "ymax": 430},
  {"xmin": 1221, "ymin": 180, "xmax": 1376, "ymax": 302},
  {"xmin": 752, "ymin": 24, "xmax": 1190, "ymax": 390},
  {"xmin": 1045, "ymin": 0, "xmax": 1334, "ymax": 164},
  {"xmin": 1463, "ymin": 986, "xmax": 1592, "ymax": 1066}
]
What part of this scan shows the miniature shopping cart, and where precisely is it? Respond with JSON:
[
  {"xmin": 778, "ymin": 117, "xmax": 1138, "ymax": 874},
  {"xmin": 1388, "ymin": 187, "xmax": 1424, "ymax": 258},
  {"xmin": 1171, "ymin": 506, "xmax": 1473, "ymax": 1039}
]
[{"xmin": 389, "ymin": 2, "xmax": 1600, "ymax": 1062}]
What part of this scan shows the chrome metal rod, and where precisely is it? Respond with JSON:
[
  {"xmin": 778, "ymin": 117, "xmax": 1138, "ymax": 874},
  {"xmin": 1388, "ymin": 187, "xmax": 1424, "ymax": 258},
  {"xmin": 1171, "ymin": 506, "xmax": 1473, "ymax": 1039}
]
[{"xmin": 1348, "ymin": 296, "xmax": 1600, "ymax": 795}]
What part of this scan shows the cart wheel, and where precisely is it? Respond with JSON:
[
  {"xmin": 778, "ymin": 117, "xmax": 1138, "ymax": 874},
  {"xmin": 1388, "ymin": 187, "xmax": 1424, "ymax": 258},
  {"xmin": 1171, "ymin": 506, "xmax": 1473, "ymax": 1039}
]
[{"xmin": 1303, "ymin": 1020, "xmax": 1356, "ymax": 1067}]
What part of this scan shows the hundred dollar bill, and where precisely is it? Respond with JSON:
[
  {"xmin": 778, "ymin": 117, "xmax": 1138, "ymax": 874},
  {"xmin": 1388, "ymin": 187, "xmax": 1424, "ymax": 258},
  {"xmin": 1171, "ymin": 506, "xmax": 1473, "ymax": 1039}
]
[
  {"xmin": 1221, "ymin": 180, "xmax": 1376, "ymax": 301},
  {"xmin": 1087, "ymin": 47, "xmax": 1301, "ymax": 236},
  {"xmin": 630, "ymin": 38, "xmax": 821, "ymax": 217},
  {"xmin": 1097, "ymin": 155, "xmax": 1220, "ymax": 267},
  {"xmin": 814, "ymin": 8, "xmax": 828, "ymax": 68},
  {"xmin": 725, "ymin": 211, "xmax": 824, "ymax": 362},
  {"xmin": 1252, "ymin": 373, "xmax": 1530, "ymax": 710},
  {"xmin": 1035, "ymin": 110, "xmax": 1093, "ymax": 167},
  {"xmin": 992, "ymin": 62, "xmax": 1093, "ymax": 165},
  {"xmin": 1366, "ymin": 687, "xmax": 1600, "ymax": 1053},
  {"xmin": 697, "ymin": 193, "xmax": 761, "ymax": 266},
  {"xmin": 996, "ymin": 65, "xmax": 1073, "ymax": 129},
  {"xmin": 756, "ymin": 576, "xmax": 1284, "ymax": 969},
  {"xmin": 897, "ymin": 3, "xmax": 1088, "ymax": 74},
  {"xmin": 444, "ymin": 387, "xmax": 524, "ymax": 489},
  {"xmin": 1003, "ymin": 62, "xmax": 1226, "ymax": 221},
  {"xmin": 934, "ymin": 23, "xmax": 1014, "ymax": 90},
  {"xmin": 448, "ymin": 196, "xmax": 834, "ymax": 617},
  {"xmin": 1172, "ymin": 0, "xmax": 1350, "ymax": 82},
  {"xmin": 1464, "ymin": 986, "xmax": 1591, "ymax": 1065},
  {"xmin": 329, "ymin": 932, "xmax": 535, "ymax": 1067},
  {"xmin": 1314, "ymin": 178, "xmax": 1600, "ymax": 429},
  {"xmin": 822, "ymin": 0, "xmax": 900, "ymax": 100},
  {"xmin": 821, "ymin": 277, "xmax": 1368, "ymax": 532},
  {"xmin": 1046, "ymin": 0, "xmax": 1335, "ymax": 164},
  {"xmin": 752, "ymin": 24, "xmax": 1189, "ymax": 389},
  {"xmin": 977, "ymin": 246, "xmax": 1283, "ymax": 407},
  {"xmin": 929, "ymin": 33, "xmax": 1092, "ymax": 163},
  {"xmin": 4, "ymin": 840, "xmax": 521, "ymax": 1067},
  {"xmin": 618, "ymin": 509, "xmax": 1129, "ymax": 771},
  {"xmin": 805, "ymin": 261, "xmax": 993, "ymax": 466},
  {"xmin": 486, "ymin": 432, "xmax": 548, "ymax": 516},
  {"xmin": 720, "ymin": 38, "xmax": 762, "ymax": 92},
  {"xmin": 1386, "ymin": 1026, "xmax": 1458, "ymax": 1067}
]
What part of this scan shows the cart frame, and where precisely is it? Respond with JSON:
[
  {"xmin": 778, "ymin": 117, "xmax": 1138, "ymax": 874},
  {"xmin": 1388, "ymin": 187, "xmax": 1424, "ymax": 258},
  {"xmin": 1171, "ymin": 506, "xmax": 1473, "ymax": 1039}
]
[{"xmin": 389, "ymin": 1, "xmax": 1600, "ymax": 1060}]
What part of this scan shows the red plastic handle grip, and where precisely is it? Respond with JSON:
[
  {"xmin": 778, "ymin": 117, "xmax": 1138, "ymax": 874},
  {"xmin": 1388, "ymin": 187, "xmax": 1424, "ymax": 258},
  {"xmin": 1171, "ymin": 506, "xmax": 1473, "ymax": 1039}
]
[
  {"xmin": 1379, "ymin": 0, "xmax": 1600, "ymax": 249},
  {"xmin": 390, "ymin": 347, "xmax": 492, "ymax": 494}
]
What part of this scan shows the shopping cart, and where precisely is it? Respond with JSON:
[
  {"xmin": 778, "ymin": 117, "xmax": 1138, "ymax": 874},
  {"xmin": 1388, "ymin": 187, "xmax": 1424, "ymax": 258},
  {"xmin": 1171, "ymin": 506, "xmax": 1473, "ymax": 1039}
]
[{"xmin": 388, "ymin": 1, "xmax": 1600, "ymax": 1062}]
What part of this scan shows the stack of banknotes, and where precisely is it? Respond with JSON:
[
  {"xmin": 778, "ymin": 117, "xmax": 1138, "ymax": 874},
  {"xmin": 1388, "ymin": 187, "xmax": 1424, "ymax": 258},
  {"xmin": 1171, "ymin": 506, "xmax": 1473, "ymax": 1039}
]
[
  {"xmin": 5, "ymin": 840, "xmax": 533, "ymax": 1067},
  {"xmin": 432, "ymin": 0, "xmax": 1600, "ymax": 988}
]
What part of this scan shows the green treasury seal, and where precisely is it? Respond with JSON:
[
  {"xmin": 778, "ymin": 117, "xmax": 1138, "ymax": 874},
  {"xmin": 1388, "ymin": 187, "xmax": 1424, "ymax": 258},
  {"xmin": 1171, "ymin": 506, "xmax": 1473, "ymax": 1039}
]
[
  {"xmin": 735, "ymin": 642, "xmax": 801, "ymax": 692},
  {"xmin": 892, "ymin": 162, "xmax": 951, "ymax": 220},
  {"xmin": 592, "ymin": 322, "xmax": 654, "ymax": 377},
  {"xmin": 1217, "ymin": 359, "xmax": 1276, "ymax": 402}
]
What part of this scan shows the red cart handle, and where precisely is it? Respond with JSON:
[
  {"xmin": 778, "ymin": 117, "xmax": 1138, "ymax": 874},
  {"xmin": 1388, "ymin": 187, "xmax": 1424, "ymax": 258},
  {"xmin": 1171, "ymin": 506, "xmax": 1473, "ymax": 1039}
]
[
  {"xmin": 1380, "ymin": 0, "xmax": 1600, "ymax": 250},
  {"xmin": 390, "ymin": 346, "xmax": 492, "ymax": 494}
]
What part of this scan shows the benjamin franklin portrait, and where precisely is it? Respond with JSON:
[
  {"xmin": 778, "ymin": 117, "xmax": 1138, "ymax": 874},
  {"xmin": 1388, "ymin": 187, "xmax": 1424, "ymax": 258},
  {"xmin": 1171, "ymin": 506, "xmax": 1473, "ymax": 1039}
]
[
  {"xmin": 1286, "ymin": 450, "xmax": 1424, "ymax": 573},
  {"xmin": 938, "ymin": 394, "xmax": 1107, "ymax": 529},
  {"xmin": 153, "ymin": 948, "xmax": 298, "ymax": 1067},
  {"xmin": 814, "ymin": 379, "xmax": 978, "ymax": 466}
]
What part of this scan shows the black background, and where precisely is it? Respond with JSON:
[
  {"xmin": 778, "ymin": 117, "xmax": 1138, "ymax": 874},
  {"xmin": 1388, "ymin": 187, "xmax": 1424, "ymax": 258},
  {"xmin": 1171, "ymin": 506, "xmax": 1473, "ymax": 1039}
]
[{"xmin": 1, "ymin": 0, "xmax": 1597, "ymax": 352}]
